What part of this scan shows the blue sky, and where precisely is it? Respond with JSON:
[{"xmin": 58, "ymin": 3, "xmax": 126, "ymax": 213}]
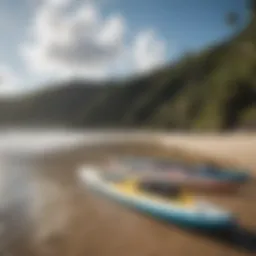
[
  {"xmin": 108, "ymin": 0, "xmax": 249, "ymax": 57},
  {"xmin": 0, "ymin": 0, "xmax": 250, "ymax": 95}
]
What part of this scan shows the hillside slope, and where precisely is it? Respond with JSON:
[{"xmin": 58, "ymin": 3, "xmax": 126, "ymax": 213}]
[{"xmin": 0, "ymin": 18, "xmax": 255, "ymax": 131}]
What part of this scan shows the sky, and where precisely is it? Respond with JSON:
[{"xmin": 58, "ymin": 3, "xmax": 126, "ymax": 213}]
[{"xmin": 0, "ymin": 0, "xmax": 250, "ymax": 96}]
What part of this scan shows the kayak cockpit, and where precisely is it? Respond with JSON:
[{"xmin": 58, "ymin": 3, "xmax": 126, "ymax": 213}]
[
  {"xmin": 138, "ymin": 181, "xmax": 181, "ymax": 199},
  {"xmin": 110, "ymin": 179, "xmax": 193, "ymax": 205}
]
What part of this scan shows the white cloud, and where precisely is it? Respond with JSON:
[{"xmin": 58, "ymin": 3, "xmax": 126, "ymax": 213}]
[
  {"xmin": 132, "ymin": 30, "xmax": 166, "ymax": 73},
  {"xmin": 21, "ymin": 0, "xmax": 167, "ymax": 79}
]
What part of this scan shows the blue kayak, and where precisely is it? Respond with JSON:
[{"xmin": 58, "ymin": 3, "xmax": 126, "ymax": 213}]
[
  {"xmin": 111, "ymin": 156, "xmax": 251, "ymax": 183},
  {"xmin": 194, "ymin": 164, "xmax": 251, "ymax": 183},
  {"xmin": 79, "ymin": 167, "xmax": 236, "ymax": 230}
]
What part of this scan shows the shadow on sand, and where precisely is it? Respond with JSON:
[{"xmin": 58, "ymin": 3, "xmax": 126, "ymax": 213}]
[{"xmin": 185, "ymin": 224, "xmax": 256, "ymax": 253}]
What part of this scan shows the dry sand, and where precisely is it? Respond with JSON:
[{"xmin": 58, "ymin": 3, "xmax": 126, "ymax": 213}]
[
  {"xmin": 0, "ymin": 134, "xmax": 255, "ymax": 256},
  {"xmin": 157, "ymin": 133, "xmax": 256, "ymax": 172}
]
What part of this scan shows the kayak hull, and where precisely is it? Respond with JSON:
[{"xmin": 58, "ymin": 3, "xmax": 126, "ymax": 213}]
[
  {"xmin": 80, "ymin": 169, "xmax": 236, "ymax": 230},
  {"xmin": 123, "ymin": 196, "xmax": 235, "ymax": 230}
]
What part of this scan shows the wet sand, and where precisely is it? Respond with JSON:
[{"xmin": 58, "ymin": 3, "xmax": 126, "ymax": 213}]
[{"xmin": 0, "ymin": 141, "xmax": 255, "ymax": 256}]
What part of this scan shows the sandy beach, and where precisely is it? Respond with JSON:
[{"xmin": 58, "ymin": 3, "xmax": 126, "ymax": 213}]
[{"xmin": 0, "ymin": 130, "xmax": 255, "ymax": 256}]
